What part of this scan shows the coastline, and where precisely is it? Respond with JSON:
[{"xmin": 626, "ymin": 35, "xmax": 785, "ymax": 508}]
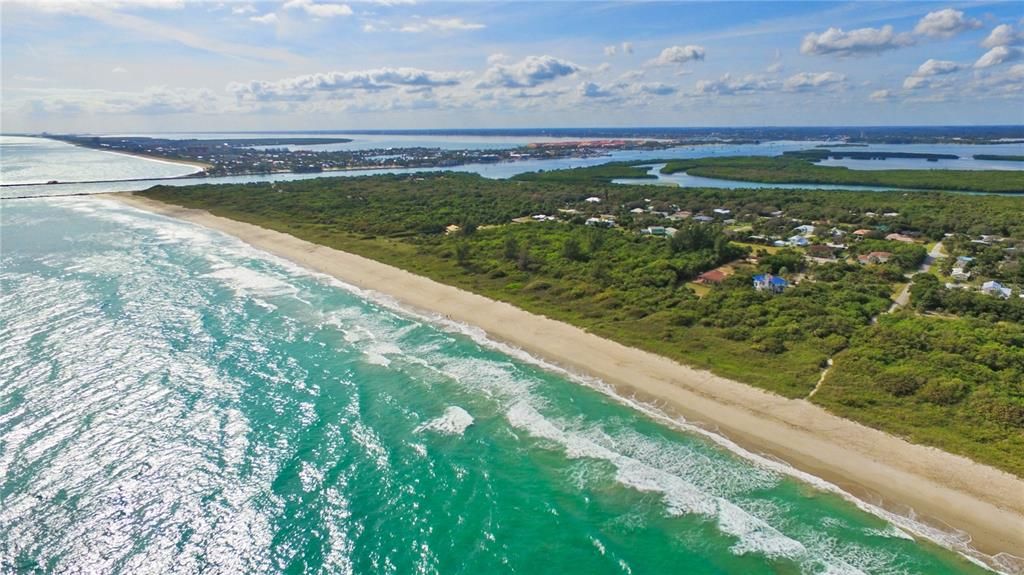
[
  {"xmin": 53, "ymin": 137, "xmax": 213, "ymax": 171},
  {"xmin": 106, "ymin": 192, "xmax": 1024, "ymax": 568},
  {"xmin": 89, "ymin": 146, "xmax": 212, "ymax": 170}
]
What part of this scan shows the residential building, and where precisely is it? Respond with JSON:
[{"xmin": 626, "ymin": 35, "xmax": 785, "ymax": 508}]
[
  {"xmin": 982, "ymin": 280, "xmax": 1012, "ymax": 299},
  {"xmin": 753, "ymin": 273, "xmax": 788, "ymax": 294},
  {"xmin": 857, "ymin": 251, "xmax": 893, "ymax": 265}
]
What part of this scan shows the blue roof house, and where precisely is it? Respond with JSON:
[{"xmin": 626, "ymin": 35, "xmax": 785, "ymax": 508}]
[{"xmin": 753, "ymin": 273, "xmax": 788, "ymax": 294}]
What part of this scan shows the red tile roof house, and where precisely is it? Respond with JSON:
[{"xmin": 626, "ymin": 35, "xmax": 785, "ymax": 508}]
[
  {"xmin": 885, "ymin": 233, "xmax": 916, "ymax": 243},
  {"xmin": 857, "ymin": 251, "xmax": 893, "ymax": 265},
  {"xmin": 696, "ymin": 269, "xmax": 728, "ymax": 284}
]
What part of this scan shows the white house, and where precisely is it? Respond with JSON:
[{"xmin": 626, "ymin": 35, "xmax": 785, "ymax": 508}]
[
  {"xmin": 982, "ymin": 280, "xmax": 1012, "ymax": 299},
  {"xmin": 585, "ymin": 196, "xmax": 602, "ymax": 203},
  {"xmin": 951, "ymin": 267, "xmax": 971, "ymax": 281},
  {"xmin": 713, "ymin": 208, "xmax": 732, "ymax": 216},
  {"xmin": 788, "ymin": 235, "xmax": 810, "ymax": 247},
  {"xmin": 793, "ymin": 224, "xmax": 816, "ymax": 236}
]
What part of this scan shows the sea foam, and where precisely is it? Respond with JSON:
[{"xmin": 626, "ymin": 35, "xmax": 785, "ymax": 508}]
[{"xmin": 415, "ymin": 406, "xmax": 475, "ymax": 436}]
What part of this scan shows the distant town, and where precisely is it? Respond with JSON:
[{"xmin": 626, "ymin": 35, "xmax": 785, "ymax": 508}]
[{"xmin": 46, "ymin": 134, "xmax": 705, "ymax": 178}]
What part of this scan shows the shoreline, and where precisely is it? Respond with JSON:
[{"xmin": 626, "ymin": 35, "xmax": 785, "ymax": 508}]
[{"xmin": 106, "ymin": 192, "xmax": 1024, "ymax": 570}]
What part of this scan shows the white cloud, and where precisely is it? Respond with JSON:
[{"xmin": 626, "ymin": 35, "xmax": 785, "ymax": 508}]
[
  {"xmin": 916, "ymin": 58, "xmax": 960, "ymax": 76},
  {"xmin": 251, "ymin": 12, "xmax": 277, "ymax": 24},
  {"xmin": 283, "ymin": 0, "xmax": 352, "ymax": 18},
  {"xmin": 869, "ymin": 89, "xmax": 892, "ymax": 102},
  {"xmin": 400, "ymin": 17, "xmax": 485, "ymax": 33},
  {"xmin": 974, "ymin": 46, "xmax": 1021, "ymax": 68},
  {"xmin": 913, "ymin": 8, "xmax": 981, "ymax": 39},
  {"xmin": 111, "ymin": 66, "xmax": 128, "ymax": 74},
  {"xmin": 902, "ymin": 76, "xmax": 926, "ymax": 90},
  {"xmin": 14, "ymin": 0, "xmax": 185, "ymax": 13},
  {"xmin": 649, "ymin": 45, "xmax": 706, "ymax": 66},
  {"xmin": 766, "ymin": 61, "xmax": 784, "ymax": 74},
  {"xmin": 636, "ymin": 82, "xmax": 675, "ymax": 96},
  {"xmin": 902, "ymin": 59, "xmax": 960, "ymax": 90},
  {"xmin": 605, "ymin": 42, "xmax": 633, "ymax": 57},
  {"xmin": 578, "ymin": 81, "xmax": 615, "ymax": 98},
  {"xmin": 477, "ymin": 55, "xmax": 580, "ymax": 88},
  {"xmin": 23, "ymin": 86, "xmax": 219, "ymax": 116},
  {"xmin": 782, "ymin": 71, "xmax": 845, "ymax": 91},
  {"xmin": 232, "ymin": 4, "xmax": 256, "ymax": 15},
  {"xmin": 801, "ymin": 25, "xmax": 913, "ymax": 56},
  {"xmin": 695, "ymin": 73, "xmax": 775, "ymax": 95},
  {"xmin": 967, "ymin": 63, "xmax": 1024, "ymax": 98},
  {"xmin": 982, "ymin": 24, "xmax": 1024, "ymax": 49},
  {"xmin": 230, "ymin": 68, "xmax": 466, "ymax": 101}
]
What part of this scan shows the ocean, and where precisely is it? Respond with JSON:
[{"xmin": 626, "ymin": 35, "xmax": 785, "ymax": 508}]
[{"xmin": 0, "ymin": 138, "xmax": 1006, "ymax": 574}]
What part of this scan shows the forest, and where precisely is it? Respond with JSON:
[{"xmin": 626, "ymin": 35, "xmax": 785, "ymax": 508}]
[
  {"xmin": 659, "ymin": 155, "xmax": 1024, "ymax": 193},
  {"xmin": 139, "ymin": 167, "xmax": 1024, "ymax": 475}
]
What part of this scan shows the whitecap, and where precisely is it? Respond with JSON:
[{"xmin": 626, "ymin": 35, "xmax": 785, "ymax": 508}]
[{"xmin": 415, "ymin": 406, "xmax": 475, "ymax": 436}]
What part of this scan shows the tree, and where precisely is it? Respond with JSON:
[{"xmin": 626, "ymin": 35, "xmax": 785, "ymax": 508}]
[
  {"xmin": 562, "ymin": 236, "xmax": 584, "ymax": 261},
  {"xmin": 503, "ymin": 236, "xmax": 519, "ymax": 261},
  {"xmin": 455, "ymin": 242, "xmax": 471, "ymax": 266},
  {"xmin": 517, "ymin": 243, "xmax": 533, "ymax": 271}
]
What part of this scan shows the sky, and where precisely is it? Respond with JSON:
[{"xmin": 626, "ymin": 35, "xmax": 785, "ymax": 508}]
[{"xmin": 2, "ymin": 0, "xmax": 1023, "ymax": 132}]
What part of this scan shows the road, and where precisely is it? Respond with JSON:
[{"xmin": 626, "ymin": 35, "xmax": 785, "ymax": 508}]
[{"xmin": 890, "ymin": 240, "xmax": 944, "ymax": 311}]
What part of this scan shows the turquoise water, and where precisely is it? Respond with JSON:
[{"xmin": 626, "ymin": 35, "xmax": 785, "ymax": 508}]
[
  {"xmin": 0, "ymin": 198, "xmax": 999, "ymax": 574},
  {"xmin": 0, "ymin": 139, "xmax": 1014, "ymax": 574}
]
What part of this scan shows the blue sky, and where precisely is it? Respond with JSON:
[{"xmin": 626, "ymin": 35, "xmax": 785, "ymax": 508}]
[{"xmin": 2, "ymin": 0, "xmax": 1023, "ymax": 132}]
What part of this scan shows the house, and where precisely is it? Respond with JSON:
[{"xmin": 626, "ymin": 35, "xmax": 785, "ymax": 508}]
[
  {"xmin": 852, "ymin": 229, "xmax": 873, "ymax": 237},
  {"xmin": 793, "ymin": 224, "xmax": 816, "ymax": 236},
  {"xmin": 643, "ymin": 226, "xmax": 668, "ymax": 236},
  {"xmin": 951, "ymin": 267, "xmax": 971, "ymax": 281},
  {"xmin": 770, "ymin": 210, "xmax": 785, "ymax": 217},
  {"xmin": 630, "ymin": 207, "xmax": 646, "ymax": 215},
  {"xmin": 788, "ymin": 235, "xmax": 810, "ymax": 247},
  {"xmin": 697, "ymin": 269, "xmax": 728, "ymax": 284},
  {"xmin": 982, "ymin": 281, "xmax": 1012, "ymax": 299},
  {"xmin": 585, "ymin": 217, "xmax": 615, "ymax": 228},
  {"xmin": 753, "ymin": 273, "xmax": 788, "ymax": 294},
  {"xmin": 693, "ymin": 215, "xmax": 714, "ymax": 223},
  {"xmin": 667, "ymin": 210, "xmax": 692, "ymax": 221},
  {"xmin": 585, "ymin": 196, "xmax": 602, "ymax": 203},
  {"xmin": 885, "ymin": 233, "xmax": 916, "ymax": 243},
  {"xmin": 713, "ymin": 208, "xmax": 732, "ymax": 216},
  {"xmin": 956, "ymin": 256, "xmax": 974, "ymax": 265},
  {"xmin": 858, "ymin": 251, "xmax": 893, "ymax": 265}
]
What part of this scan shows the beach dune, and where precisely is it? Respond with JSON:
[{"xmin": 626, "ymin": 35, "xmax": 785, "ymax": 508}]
[{"xmin": 109, "ymin": 192, "xmax": 1024, "ymax": 567}]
